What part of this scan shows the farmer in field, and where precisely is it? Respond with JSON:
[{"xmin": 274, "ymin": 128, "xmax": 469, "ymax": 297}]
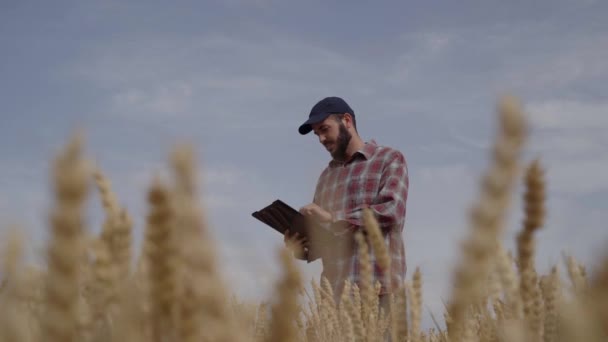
[{"xmin": 284, "ymin": 96, "xmax": 409, "ymax": 309}]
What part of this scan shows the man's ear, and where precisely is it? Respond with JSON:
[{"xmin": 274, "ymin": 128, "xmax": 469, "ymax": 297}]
[{"xmin": 344, "ymin": 113, "xmax": 354, "ymax": 128}]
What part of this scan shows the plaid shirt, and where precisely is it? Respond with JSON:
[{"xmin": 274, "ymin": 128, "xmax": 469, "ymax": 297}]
[{"xmin": 308, "ymin": 139, "xmax": 408, "ymax": 297}]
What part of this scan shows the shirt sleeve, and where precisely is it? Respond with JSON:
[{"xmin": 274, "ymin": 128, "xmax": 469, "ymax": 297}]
[{"xmin": 331, "ymin": 151, "xmax": 409, "ymax": 235}]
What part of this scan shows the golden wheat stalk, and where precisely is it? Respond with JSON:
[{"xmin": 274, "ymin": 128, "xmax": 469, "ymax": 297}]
[
  {"xmin": 410, "ymin": 267, "xmax": 423, "ymax": 342},
  {"xmin": 354, "ymin": 230, "xmax": 375, "ymax": 333},
  {"xmin": 0, "ymin": 229, "xmax": 31, "ymax": 342},
  {"xmin": 516, "ymin": 159, "xmax": 546, "ymax": 270},
  {"xmin": 88, "ymin": 236, "xmax": 116, "ymax": 337},
  {"xmin": 340, "ymin": 281, "xmax": 365, "ymax": 342},
  {"xmin": 143, "ymin": 176, "xmax": 178, "ymax": 342},
  {"xmin": 515, "ymin": 159, "xmax": 546, "ymax": 340},
  {"xmin": 93, "ymin": 169, "xmax": 133, "ymax": 281},
  {"xmin": 113, "ymin": 208, "xmax": 133, "ymax": 281},
  {"xmin": 41, "ymin": 133, "xmax": 90, "ymax": 342},
  {"xmin": 540, "ymin": 266, "xmax": 559, "ymax": 342},
  {"xmin": 495, "ymin": 243, "xmax": 522, "ymax": 320},
  {"xmin": 391, "ymin": 282, "xmax": 409, "ymax": 342},
  {"xmin": 170, "ymin": 145, "xmax": 241, "ymax": 342},
  {"xmin": 267, "ymin": 247, "xmax": 303, "ymax": 342},
  {"xmin": 445, "ymin": 95, "xmax": 527, "ymax": 341}
]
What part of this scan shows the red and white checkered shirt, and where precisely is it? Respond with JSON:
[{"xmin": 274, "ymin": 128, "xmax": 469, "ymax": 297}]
[{"xmin": 309, "ymin": 139, "xmax": 408, "ymax": 297}]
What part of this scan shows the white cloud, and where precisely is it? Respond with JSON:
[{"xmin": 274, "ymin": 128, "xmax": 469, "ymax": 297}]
[
  {"xmin": 529, "ymin": 133, "xmax": 597, "ymax": 156},
  {"xmin": 416, "ymin": 164, "xmax": 475, "ymax": 188},
  {"xmin": 527, "ymin": 100, "xmax": 608, "ymax": 130},
  {"xmin": 201, "ymin": 164, "xmax": 246, "ymax": 188},
  {"xmin": 125, "ymin": 159, "xmax": 267, "ymax": 211},
  {"xmin": 112, "ymin": 82, "xmax": 193, "ymax": 117},
  {"xmin": 73, "ymin": 32, "xmax": 372, "ymax": 102},
  {"xmin": 521, "ymin": 99, "xmax": 608, "ymax": 195},
  {"xmin": 447, "ymin": 132, "xmax": 490, "ymax": 151},
  {"xmin": 544, "ymin": 158, "xmax": 608, "ymax": 195},
  {"xmin": 501, "ymin": 33, "xmax": 608, "ymax": 91},
  {"xmin": 398, "ymin": 31, "xmax": 454, "ymax": 55},
  {"xmin": 70, "ymin": 31, "xmax": 420, "ymax": 133},
  {"xmin": 217, "ymin": 0, "xmax": 276, "ymax": 8},
  {"xmin": 387, "ymin": 25, "xmax": 608, "ymax": 105},
  {"xmin": 387, "ymin": 31, "xmax": 455, "ymax": 86}
]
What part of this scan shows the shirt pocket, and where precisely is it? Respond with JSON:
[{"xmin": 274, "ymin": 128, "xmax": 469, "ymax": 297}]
[{"xmin": 346, "ymin": 175, "xmax": 381, "ymax": 206}]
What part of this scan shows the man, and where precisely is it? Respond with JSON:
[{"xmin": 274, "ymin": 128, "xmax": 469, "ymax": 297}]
[{"xmin": 285, "ymin": 96, "xmax": 409, "ymax": 309}]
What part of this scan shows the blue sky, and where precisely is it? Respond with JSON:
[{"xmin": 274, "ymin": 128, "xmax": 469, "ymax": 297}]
[{"xmin": 1, "ymin": 0, "xmax": 607, "ymax": 329}]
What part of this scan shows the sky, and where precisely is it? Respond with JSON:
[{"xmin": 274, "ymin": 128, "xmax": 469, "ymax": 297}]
[{"xmin": 1, "ymin": 0, "xmax": 607, "ymax": 330}]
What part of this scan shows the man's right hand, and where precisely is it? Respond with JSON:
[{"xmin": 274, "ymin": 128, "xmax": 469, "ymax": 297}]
[{"xmin": 284, "ymin": 230, "xmax": 309, "ymax": 259}]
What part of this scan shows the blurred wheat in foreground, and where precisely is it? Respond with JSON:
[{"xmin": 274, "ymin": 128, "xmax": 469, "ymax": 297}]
[{"xmin": 1, "ymin": 96, "xmax": 607, "ymax": 342}]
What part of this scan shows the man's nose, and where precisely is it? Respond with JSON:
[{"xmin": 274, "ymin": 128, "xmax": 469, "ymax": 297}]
[{"xmin": 318, "ymin": 135, "xmax": 326, "ymax": 144}]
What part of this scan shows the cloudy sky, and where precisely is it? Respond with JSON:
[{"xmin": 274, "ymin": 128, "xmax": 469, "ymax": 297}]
[{"xmin": 1, "ymin": 0, "xmax": 607, "ymax": 329}]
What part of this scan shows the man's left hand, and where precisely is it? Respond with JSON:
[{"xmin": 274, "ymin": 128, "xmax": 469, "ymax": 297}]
[{"xmin": 299, "ymin": 203, "xmax": 332, "ymax": 223}]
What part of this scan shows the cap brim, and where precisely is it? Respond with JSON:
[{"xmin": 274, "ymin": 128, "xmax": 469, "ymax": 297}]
[{"xmin": 298, "ymin": 113, "xmax": 331, "ymax": 135}]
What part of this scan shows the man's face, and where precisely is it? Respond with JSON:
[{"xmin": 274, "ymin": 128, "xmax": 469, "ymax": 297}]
[{"xmin": 312, "ymin": 115, "xmax": 352, "ymax": 161}]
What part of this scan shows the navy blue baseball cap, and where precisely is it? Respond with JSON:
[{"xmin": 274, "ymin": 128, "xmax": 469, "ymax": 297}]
[{"xmin": 298, "ymin": 96, "xmax": 355, "ymax": 135}]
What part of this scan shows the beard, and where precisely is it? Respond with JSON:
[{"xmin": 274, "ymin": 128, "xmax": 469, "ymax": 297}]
[{"xmin": 329, "ymin": 123, "xmax": 352, "ymax": 161}]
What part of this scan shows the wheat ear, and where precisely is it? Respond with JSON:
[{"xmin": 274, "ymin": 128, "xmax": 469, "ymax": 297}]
[
  {"xmin": 516, "ymin": 159, "xmax": 546, "ymax": 340},
  {"xmin": 170, "ymin": 145, "xmax": 239, "ymax": 341},
  {"xmin": 267, "ymin": 247, "xmax": 303, "ymax": 342},
  {"xmin": 41, "ymin": 133, "xmax": 90, "ymax": 342},
  {"xmin": 445, "ymin": 96, "xmax": 527, "ymax": 341},
  {"xmin": 143, "ymin": 176, "xmax": 178, "ymax": 342}
]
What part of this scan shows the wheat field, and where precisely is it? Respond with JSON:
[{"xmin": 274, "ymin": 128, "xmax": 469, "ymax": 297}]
[{"xmin": 0, "ymin": 96, "xmax": 606, "ymax": 342}]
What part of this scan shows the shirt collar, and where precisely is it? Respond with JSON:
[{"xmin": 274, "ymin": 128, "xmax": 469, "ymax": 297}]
[
  {"xmin": 329, "ymin": 139, "xmax": 378, "ymax": 167},
  {"xmin": 359, "ymin": 139, "xmax": 378, "ymax": 159}
]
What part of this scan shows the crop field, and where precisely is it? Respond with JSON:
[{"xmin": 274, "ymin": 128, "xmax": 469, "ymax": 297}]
[{"xmin": 0, "ymin": 96, "xmax": 606, "ymax": 342}]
